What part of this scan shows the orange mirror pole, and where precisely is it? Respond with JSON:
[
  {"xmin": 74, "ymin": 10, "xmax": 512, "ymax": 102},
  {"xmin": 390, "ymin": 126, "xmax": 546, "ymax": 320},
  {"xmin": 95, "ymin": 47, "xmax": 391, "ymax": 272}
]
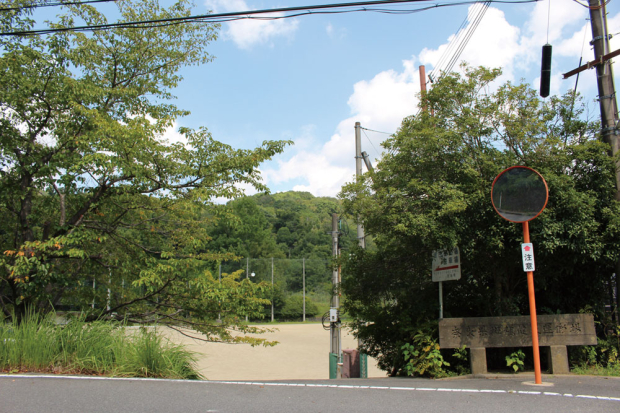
[{"xmin": 523, "ymin": 221, "xmax": 542, "ymax": 384}]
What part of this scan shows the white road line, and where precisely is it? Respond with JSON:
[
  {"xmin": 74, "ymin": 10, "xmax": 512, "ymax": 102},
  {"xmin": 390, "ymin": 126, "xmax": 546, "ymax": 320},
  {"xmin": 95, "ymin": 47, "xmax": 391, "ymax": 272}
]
[{"xmin": 1, "ymin": 374, "xmax": 619, "ymax": 403}]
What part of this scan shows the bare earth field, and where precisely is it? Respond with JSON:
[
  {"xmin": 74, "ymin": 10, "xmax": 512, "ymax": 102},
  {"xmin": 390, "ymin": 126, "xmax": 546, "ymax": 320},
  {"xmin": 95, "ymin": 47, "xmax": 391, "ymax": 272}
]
[{"xmin": 165, "ymin": 323, "xmax": 386, "ymax": 381}]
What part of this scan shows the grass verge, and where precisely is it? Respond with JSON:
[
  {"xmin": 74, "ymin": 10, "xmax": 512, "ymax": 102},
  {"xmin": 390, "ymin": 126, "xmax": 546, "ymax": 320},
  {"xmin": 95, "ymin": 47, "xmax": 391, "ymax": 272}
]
[
  {"xmin": 571, "ymin": 363, "xmax": 620, "ymax": 377},
  {"xmin": 0, "ymin": 310, "xmax": 202, "ymax": 380}
]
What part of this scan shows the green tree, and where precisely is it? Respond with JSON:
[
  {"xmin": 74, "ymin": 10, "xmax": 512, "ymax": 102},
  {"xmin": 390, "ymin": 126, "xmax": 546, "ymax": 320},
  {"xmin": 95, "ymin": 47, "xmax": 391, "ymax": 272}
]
[
  {"xmin": 208, "ymin": 197, "xmax": 283, "ymax": 259},
  {"xmin": 0, "ymin": 0, "xmax": 288, "ymax": 345},
  {"xmin": 280, "ymin": 294, "xmax": 319, "ymax": 320},
  {"xmin": 340, "ymin": 65, "xmax": 620, "ymax": 375}
]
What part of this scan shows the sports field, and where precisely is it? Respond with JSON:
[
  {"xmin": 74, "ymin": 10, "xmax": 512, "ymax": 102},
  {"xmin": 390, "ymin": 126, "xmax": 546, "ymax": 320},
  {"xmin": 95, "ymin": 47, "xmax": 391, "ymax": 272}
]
[{"xmin": 166, "ymin": 323, "xmax": 386, "ymax": 381}]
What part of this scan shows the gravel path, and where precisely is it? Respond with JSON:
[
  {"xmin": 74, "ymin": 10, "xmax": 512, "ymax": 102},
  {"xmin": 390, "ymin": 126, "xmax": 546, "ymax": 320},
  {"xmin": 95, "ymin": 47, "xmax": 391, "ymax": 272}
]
[{"xmin": 164, "ymin": 323, "xmax": 386, "ymax": 381}]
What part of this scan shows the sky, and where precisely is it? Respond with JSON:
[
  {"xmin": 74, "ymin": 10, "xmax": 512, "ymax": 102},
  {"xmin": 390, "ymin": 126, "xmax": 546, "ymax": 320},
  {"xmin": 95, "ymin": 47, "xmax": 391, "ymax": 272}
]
[{"xmin": 33, "ymin": 0, "xmax": 620, "ymax": 199}]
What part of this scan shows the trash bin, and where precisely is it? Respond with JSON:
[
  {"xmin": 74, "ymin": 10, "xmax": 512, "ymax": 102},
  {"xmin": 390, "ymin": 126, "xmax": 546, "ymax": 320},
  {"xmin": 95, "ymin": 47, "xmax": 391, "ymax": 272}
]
[{"xmin": 342, "ymin": 349, "xmax": 360, "ymax": 378}]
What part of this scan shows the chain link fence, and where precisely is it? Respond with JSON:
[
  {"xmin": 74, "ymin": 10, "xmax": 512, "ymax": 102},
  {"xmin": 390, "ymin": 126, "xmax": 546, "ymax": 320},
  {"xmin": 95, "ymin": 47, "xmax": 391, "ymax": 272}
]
[
  {"xmin": 218, "ymin": 258, "xmax": 333, "ymax": 322},
  {"xmin": 56, "ymin": 258, "xmax": 334, "ymax": 322}
]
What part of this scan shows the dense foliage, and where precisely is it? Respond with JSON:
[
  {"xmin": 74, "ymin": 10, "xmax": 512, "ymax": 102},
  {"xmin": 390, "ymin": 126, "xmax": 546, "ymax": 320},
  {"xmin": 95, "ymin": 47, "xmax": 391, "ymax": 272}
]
[
  {"xmin": 340, "ymin": 65, "xmax": 620, "ymax": 375},
  {"xmin": 205, "ymin": 191, "xmax": 358, "ymax": 320},
  {"xmin": 210, "ymin": 192, "xmax": 357, "ymax": 289},
  {"xmin": 0, "ymin": 0, "xmax": 289, "ymax": 344}
]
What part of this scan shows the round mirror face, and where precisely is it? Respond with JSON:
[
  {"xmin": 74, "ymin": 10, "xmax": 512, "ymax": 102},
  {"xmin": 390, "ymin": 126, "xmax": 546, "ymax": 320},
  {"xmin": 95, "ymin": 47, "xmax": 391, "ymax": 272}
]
[{"xmin": 491, "ymin": 166, "xmax": 548, "ymax": 223}]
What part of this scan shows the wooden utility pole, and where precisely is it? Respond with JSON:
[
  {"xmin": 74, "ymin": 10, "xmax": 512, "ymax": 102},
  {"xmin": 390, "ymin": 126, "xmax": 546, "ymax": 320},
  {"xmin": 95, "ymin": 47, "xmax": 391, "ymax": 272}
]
[{"xmin": 589, "ymin": 0, "xmax": 620, "ymax": 198}]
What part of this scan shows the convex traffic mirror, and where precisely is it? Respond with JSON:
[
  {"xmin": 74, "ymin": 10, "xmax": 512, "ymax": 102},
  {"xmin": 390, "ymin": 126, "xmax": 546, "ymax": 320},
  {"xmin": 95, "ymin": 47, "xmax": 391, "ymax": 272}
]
[{"xmin": 491, "ymin": 166, "xmax": 548, "ymax": 223}]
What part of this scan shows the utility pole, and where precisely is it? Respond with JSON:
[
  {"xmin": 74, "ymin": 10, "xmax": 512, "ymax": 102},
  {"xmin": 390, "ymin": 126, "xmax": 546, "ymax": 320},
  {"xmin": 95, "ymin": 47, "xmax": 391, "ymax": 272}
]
[
  {"xmin": 590, "ymin": 0, "xmax": 620, "ymax": 319},
  {"xmin": 589, "ymin": 0, "xmax": 620, "ymax": 198},
  {"xmin": 271, "ymin": 257, "xmax": 274, "ymax": 322},
  {"xmin": 419, "ymin": 65, "xmax": 428, "ymax": 113},
  {"xmin": 354, "ymin": 122, "xmax": 365, "ymax": 248},
  {"xmin": 330, "ymin": 213, "xmax": 341, "ymax": 369},
  {"xmin": 564, "ymin": 0, "xmax": 620, "ymax": 325},
  {"xmin": 302, "ymin": 258, "xmax": 306, "ymax": 322}
]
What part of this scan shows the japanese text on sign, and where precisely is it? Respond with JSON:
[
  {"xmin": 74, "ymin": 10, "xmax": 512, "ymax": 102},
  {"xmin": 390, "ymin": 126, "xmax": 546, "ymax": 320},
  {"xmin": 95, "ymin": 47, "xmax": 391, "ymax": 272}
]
[
  {"xmin": 521, "ymin": 243, "xmax": 535, "ymax": 272},
  {"xmin": 432, "ymin": 247, "xmax": 461, "ymax": 282}
]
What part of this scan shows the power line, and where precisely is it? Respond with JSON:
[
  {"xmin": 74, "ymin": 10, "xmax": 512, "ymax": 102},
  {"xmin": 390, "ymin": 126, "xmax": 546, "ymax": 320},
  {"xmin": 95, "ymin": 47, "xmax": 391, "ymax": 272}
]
[
  {"xmin": 429, "ymin": 1, "xmax": 481, "ymax": 81},
  {"xmin": 428, "ymin": 1, "xmax": 490, "ymax": 83},
  {"xmin": 0, "ymin": 0, "xmax": 118, "ymax": 13},
  {"xmin": 361, "ymin": 128, "xmax": 382, "ymax": 158},
  {"xmin": 442, "ymin": 1, "xmax": 490, "ymax": 74},
  {"xmin": 1, "ymin": 0, "xmax": 540, "ymax": 36},
  {"xmin": 360, "ymin": 127, "xmax": 392, "ymax": 135}
]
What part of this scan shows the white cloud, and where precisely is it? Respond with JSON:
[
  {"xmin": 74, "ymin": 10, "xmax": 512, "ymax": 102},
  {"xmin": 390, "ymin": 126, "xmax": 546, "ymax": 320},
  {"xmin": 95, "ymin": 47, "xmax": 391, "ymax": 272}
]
[
  {"xmin": 205, "ymin": 0, "xmax": 298, "ymax": 49},
  {"xmin": 159, "ymin": 120, "xmax": 188, "ymax": 146},
  {"xmin": 261, "ymin": 58, "xmax": 421, "ymax": 197},
  {"xmin": 419, "ymin": 6, "xmax": 522, "ymax": 83},
  {"xmin": 254, "ymin": 4, "xmax": 620, "ymax": 198}
]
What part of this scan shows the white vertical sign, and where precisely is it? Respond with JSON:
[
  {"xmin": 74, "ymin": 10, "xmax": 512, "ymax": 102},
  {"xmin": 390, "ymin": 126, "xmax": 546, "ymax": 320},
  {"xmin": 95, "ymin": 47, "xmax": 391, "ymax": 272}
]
[
  {"xmin": 432, "ymin": 247, "xmax": 461, "ymax": 282},
  {"xmin": 521, "ymin": 243, "xmax": 535, "ymax": 272}
]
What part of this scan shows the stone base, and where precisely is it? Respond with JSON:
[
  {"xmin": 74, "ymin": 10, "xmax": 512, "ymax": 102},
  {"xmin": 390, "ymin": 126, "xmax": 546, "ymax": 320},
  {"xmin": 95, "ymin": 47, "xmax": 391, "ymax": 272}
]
[
  {"xmin": 547, "ymin": 345, "xmax": 570, "ymax": 374},
  {"xmin": 470, "ymin": 347, "xmax": 487, "ymax": 375}
]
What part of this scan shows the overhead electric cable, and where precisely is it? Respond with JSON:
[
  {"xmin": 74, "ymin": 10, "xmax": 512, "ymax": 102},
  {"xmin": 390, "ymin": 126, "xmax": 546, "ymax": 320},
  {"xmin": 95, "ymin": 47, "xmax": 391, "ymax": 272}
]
[
  {"xmin": 0, "ymin": 0, "xmax": 118, "ymax": 12},
  {"xmin": 429, "ymin": 1, "xmax": 481, "ymax": 81},
  {"xmin": 441, "ymin": 1, "xmax": 490, "ymax": 75},
  {"xmin": 427, "ymin": 1, "xmax": 490, "ymax": 83},
  {"xmin": 361, "ymin": 129, "xmax": 382, "ymax": 158},
  {"xmin": 0, "ymin": 0, "xmax": 540, "ymax": 36},
  {"xmin": 360, "ymin": 127, "xmax": 392, "ymax": 135},
  {"xmin": 546, "ymin": 0, "xmax": 551, "ymax": 43}
]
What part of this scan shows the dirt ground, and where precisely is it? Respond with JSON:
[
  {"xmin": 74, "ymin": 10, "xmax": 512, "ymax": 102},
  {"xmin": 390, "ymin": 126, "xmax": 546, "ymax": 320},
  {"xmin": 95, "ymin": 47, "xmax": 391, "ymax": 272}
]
[{"xmin": 165, "ymin": 323, "xmax": 386, "ymax": 381}]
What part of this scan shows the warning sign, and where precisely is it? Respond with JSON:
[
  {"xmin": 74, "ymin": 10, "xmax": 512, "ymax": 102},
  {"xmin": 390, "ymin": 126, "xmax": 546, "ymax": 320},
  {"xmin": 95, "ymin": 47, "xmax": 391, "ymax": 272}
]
[
  {"xmin": 432, "ymin": 247, "xmax": 461, "ymax": 282},
  {"xmin": 521, "ymin": 243, "xmax": 535, "ymax": 272}
]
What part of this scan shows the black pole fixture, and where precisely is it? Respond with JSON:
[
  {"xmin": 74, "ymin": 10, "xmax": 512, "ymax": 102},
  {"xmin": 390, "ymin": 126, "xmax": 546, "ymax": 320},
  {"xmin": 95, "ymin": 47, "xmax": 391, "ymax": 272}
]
[{"xmin": 540, "ymin": 44, "xmax": 552, "ymax": 98}]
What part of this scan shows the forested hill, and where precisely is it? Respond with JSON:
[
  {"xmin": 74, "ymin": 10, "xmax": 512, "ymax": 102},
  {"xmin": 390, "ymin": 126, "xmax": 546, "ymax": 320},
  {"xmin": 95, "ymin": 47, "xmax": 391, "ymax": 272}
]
[
  {"xmin": 204, "ymin": 191, "xmax": 359, "ymax": 299},
  {"xmin": 209, "ymin": 191, "xmax": 358, "ymax": 261}
]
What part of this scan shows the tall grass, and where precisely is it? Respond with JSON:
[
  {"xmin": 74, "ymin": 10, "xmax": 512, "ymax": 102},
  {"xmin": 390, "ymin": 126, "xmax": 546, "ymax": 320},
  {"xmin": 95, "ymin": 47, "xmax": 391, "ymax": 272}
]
[{"xmin": 0, "ymin": 310, "xmax": 202, "ymax": 379}]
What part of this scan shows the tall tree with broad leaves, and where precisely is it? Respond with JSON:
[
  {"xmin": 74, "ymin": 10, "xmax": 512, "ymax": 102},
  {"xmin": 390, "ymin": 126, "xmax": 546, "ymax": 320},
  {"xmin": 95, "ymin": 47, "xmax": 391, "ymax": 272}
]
[
  {"xmin": 0, "ymin": 0, "xmax": 289, "ymax": 345},
  {"xmin": 339, "ymin": 65, "xmax": 620, "ymax": 374}
]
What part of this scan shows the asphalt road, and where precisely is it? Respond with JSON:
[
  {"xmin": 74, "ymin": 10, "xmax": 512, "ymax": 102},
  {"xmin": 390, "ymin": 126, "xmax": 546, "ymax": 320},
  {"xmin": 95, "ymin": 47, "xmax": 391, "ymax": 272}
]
[{"xmin": 1, "ymin": 374, "xmax": 619, "ymax": 413}]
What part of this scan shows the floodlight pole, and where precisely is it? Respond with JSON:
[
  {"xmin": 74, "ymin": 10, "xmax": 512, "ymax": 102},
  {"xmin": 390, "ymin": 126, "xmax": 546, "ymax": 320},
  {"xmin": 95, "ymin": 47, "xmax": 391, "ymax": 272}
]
[{"xmin": 523, "ymin": 221, "xmax": 542, "ymax": 385}]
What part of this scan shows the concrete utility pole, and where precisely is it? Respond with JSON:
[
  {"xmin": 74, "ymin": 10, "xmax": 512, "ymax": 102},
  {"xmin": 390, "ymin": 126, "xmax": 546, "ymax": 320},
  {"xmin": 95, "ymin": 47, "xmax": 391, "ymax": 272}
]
[
  {"xmin": 589, "ymin": 0, "xmax": 620, "ymax": 199},
  {"xmin": 354, "ymin": 122, "xmax": 366, "ymax": 248},
  {"xmin": 563, "ymin": 0, "xmax": 620, "ymax": 323},
  {"xmin": 331, "ymin": 213, "xmax": 341, "ymax": 361}
]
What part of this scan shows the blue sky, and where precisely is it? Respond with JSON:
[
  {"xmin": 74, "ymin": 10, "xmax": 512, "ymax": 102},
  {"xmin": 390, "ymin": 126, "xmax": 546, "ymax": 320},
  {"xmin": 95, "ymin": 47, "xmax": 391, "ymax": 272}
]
[{"xmin": 34, "ymin": 0, "xmax": 620, "ymax": 198}]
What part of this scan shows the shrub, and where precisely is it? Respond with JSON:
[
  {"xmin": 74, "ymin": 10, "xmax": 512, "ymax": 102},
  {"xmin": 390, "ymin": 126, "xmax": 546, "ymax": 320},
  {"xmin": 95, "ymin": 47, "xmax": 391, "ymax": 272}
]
[
  {"xmin": 401, "ymin": 328, "xmax": 450, "ymax": 378},
  {"xmin": 280, "ymin": 295, "xmax": 319, "ymax": 320}
]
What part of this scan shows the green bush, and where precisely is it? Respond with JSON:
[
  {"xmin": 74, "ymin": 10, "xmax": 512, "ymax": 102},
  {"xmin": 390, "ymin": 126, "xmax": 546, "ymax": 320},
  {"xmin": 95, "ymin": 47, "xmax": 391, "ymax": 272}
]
[
  {"xmin": 280, "ymin": 295, "xmax": 319, "ymax": 320},
  {"xmin": 401, "ymin": 328, "xmax": 450, "ymax": 378},
  {"xmin": 505, "ymin": 350, "xmax": 525, "ymax": 373}
]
